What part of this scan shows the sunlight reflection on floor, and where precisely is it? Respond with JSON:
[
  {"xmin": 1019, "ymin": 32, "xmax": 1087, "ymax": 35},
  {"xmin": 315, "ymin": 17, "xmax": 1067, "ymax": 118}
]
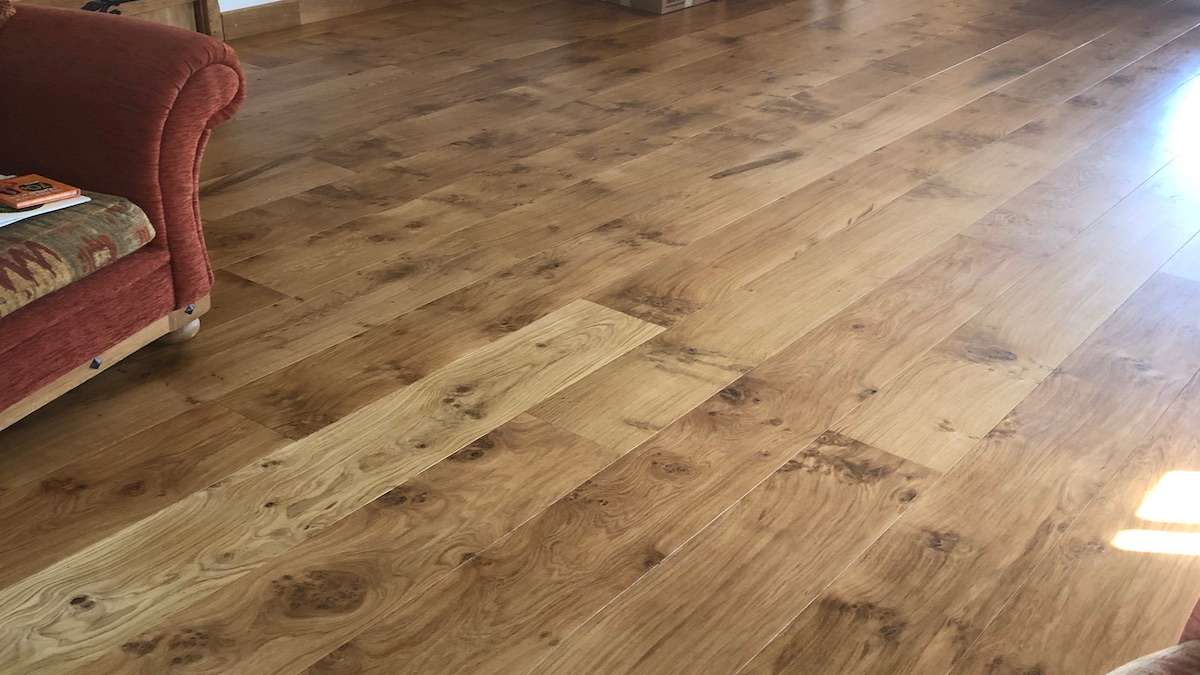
[
  {"xmin": 1114, "ymin": 530, "xmax": 1200, "ymax": 556},
  {"xmin": 1113, "ymin": 469, "xmax": 1200, "ymax": 555}
]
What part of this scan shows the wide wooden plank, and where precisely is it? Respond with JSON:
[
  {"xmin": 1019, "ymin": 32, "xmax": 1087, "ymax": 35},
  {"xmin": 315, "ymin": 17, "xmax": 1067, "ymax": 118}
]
[
  {"xmin": 218, "ymin": 3, "xmax": 958, "ymax": 287},
  {"xmin": 6, "ymin": 1, "xmax": 1199, "ymax": 671},
  {"xmin": 206, "ymin": 5, "xmax": 1064, "ymax": 436},
  {"xmin": 838, "ymin": 144, "xmax": 1197, "ymax": 472},
  {"xmin": 952, "ymin": 337, "xmax": 1200, "ymax": 673},
  {"xmin": 199, "ymin": 156, "xmax": 355, "ymax": 221},
  {"xmin": 300, "ymin": 235, "xmax": 1029, "ymax": 673},
  {"xmin": 153, "ymin": 0, "xmax": 1115, "ymax": 420},
  {"xmin": 531, "ymin": 145, "xmax": 1055, "ymax": 452},
  {"xmin": 0, "ymin": 404, "xmax": 287, "ymax": 589},
  {"xmin": 742, "ymin": 272, "xmax": 1200, "ymax": 674},
  {"xmin": 74, "ymin": 415, "xmax": 622, "ymax": 674},
  {"xmin": 0, "ymin": 300, "xmax": 660, "ymax": 673},
  {"xmin": 219, "ymin": 216, "xmax": 696, "ymax": 438},
  {"xmin": 0, "ymin": 373, "xmax": 197, "ymax": 491},
  {"xmin": 532, "ymin": 433, "xmax": 935, "ymax": 675},
  {"xmin": 527, "ymin": 6, "xmax": 1192, "ymax": 453}
]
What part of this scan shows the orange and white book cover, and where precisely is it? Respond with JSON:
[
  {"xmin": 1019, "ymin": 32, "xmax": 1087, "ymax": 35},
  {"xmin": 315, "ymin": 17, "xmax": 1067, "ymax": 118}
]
[{"xmin": 0, "ymin": 175, "xmax": 81, "ymax": 210}]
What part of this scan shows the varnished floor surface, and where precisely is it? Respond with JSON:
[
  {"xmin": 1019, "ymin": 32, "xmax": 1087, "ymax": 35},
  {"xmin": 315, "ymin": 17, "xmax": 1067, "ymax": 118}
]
[{"xmin": 6, "ymin": 0, "xmax": 1200, "ymax": 672}]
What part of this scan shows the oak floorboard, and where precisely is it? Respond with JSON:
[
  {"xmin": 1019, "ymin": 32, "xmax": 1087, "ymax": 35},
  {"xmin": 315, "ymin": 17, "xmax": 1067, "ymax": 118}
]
[
  {"xmin": 837, "ymin": 115, "xmax": 1198, "ymax": 472},
  {"xmin": 74, "ymin": 415, "xmax": 622, "ymax": 675},
  {"xmin": 204, "ymin": 270, "xmax": 296, "ymax": 330},
  {"xmin": 216, "ymin": 3, "xmax": 950, "ymax": 283},
  {"xmin": 131, "ymin": 4, "xmax": 979, "ymax": 404},
  {"xmin": 0, "ymin": 404, "xmax": 287, "ymax": 589},
  {"xmin": 531, "ymin": 432, "xmax": 935, "ymax": 675},
  {"xmin": 0, "ymin": 300, "xmax": 660, "ymax": 673},
  {"xmin": 213, "ymin": 0, "xmax": 1111, "ymax": 440},
  {"xmin": 298, "ymin": 235, "xmax": 1030, "ymax": 674},
  {"xmin": 3, "ymin": 1, "xmax": 1198, "ymax": 673},
  {"xmin": 219, "ymin": 216, "xmax": 710, "ymax": 438},
  {"xmin": 529, "ymin": 1, "xmax": 1184, "ymax": 451},
  {"xmin": 741, "ymin": 271, "xmax": 1200, "ymax": 674},
  {"xmin": 951, "ymin": 339, "xmax": 1200, "ymax": 673},
  {"xmin": 0, "ymin": 373, "xmax": 198, "ymax": 490}
]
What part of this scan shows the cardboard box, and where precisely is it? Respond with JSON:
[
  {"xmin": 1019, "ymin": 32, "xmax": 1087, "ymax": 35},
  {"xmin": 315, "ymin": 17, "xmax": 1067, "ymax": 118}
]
[{"xmin": 601, "ymin": 0, "xmax": 716, "ymax": 15}]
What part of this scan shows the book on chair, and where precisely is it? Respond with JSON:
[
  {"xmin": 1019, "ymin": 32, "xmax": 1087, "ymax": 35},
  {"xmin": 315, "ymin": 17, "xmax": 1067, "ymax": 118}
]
[
  {"xmin": 0, "ymin": 175, "xmax": 90, "ymax": 228},
  {"xmin": 0, "ymin": 174, "xmax": 81, "ymax": 209}
]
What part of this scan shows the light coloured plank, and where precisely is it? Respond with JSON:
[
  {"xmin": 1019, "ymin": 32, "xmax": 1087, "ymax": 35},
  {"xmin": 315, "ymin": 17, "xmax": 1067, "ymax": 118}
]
[
  {"xmin": 74, "ymin": 415, "xmax": 622, "ymax": 674},
  {"xmin": 0, "ymin": 300, "xmax": 661, "ymax": 673},
  {"xmin": 219, "ymin": 216, "xmax": 694, "ymax": 438},
  {"xmin": 743, "ymin": 272, "xmax": 1200, "ymax": 674},
  {"xmin": 302, "ymin": 234, "xmax": 1030, "ymax": 674},
  {"xmin": 838, "ymin": 145, "xmax": 1198, "ymax": 472},
  {"xmin": 834, "ymin": 345, "xmax": 1049, "ymax": 473},
  {"xmin": 952, "ymin": 345, "xmax": 1200, "ymax": 673},
  {"xmin": 533, "ymin": 433, "xmax": 934, "ymax": 675},
  {"xmin": 532, "ymin": 142, "xmax": 1056, "ymax": 452}
]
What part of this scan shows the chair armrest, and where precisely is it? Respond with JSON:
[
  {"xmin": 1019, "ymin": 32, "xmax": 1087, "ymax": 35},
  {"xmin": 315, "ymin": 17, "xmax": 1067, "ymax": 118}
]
[{"xmin": 0, "ymin": 6, "xmax": 245, "ymax": 306}]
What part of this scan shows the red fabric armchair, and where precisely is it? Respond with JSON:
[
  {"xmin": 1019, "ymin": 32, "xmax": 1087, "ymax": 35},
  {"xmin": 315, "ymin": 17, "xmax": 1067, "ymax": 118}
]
[{"xmin": 0, "ymin": 5, "xmax": 244, "ymax": 425}]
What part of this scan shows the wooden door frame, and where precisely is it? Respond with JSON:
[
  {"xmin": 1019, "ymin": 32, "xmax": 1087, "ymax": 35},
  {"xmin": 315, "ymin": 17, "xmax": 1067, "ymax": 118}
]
[{"xmin": 194, "ymin": 0, "xmax": 224, "ymax": 38}]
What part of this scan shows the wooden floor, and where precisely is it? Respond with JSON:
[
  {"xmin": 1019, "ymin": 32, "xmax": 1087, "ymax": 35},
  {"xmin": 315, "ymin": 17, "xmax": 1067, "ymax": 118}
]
[{"xmin": 5, "ymin": 0, "xmax": 1200, "ymax": 671}]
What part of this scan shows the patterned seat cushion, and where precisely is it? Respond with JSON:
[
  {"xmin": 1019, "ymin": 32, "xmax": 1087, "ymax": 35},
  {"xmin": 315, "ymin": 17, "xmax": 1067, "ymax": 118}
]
[{"xmin": 0, "ymin": 192, "xmax": 155, "ymax": 318}]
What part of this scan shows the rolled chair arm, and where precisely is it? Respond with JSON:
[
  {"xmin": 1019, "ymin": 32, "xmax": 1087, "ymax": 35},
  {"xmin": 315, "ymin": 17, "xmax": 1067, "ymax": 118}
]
[{"xmin": 0, "ymin": 5, "xmax": 245, "ymax": 306}]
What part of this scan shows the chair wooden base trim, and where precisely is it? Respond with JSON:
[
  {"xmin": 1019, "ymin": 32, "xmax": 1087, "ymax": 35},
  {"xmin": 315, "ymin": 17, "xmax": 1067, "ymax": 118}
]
[{"xmin": 0, "ymin": 295, "xmax": 210, "ymax": 432}]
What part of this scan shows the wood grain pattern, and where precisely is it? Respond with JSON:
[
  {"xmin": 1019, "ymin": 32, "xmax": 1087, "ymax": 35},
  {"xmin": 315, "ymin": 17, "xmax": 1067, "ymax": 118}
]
[
  {"xmin": 743, "ymin": 272, "xmax": 1200, "ymax": 674},
  {"xmin": 5, "ymin": 0, "xmax": 1200, "ymax": 672},
  {"xmin": 207, "ymin": 1, "xmax": 1041, "ymax": 436},
  {"xmin": 837, "ymin": 101, "xmax": 1199, "ymax": 471},
  {"xmin": 77, "ymin": 415, "xmax": 620, "ymax": 674},
  {"xmin": 0, "ymin": 404, "xmax": 286, "ymax": 589},
  {"xmin": 204, "ymin": 270, "xmax": 295, "ymax": 329},
  {"xmin": 200, "ymin": 157, "xmax": 355, "ymax": 221},
  {"xmin": 532, "ymin": 432, "xmax": 934, "ymax": 675},
  {"xmin": 528, "ymin": 0, "xmax": 1195, "ymax": 449},
  {"xmin": 0, "ymin": 300, "xmax": 659, "ymax": 673},
  {"xmin": 952, "ymin": 332, "xmax": 1200, "ymax": 673},
  {"xmin": 303, "ymin": 235, "xmax": 1030, "ymax": 674}
]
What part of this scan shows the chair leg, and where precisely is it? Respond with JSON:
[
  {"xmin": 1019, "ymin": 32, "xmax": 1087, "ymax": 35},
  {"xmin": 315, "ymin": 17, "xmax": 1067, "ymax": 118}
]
[{"xmin": 160, "ymin": 318, "xmax": 201, "ymax": 344}]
